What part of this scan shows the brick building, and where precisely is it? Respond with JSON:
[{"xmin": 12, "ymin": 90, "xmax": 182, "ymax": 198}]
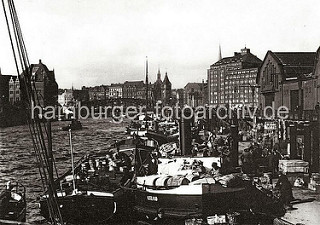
[
  {"xmin": 28, "ymin": 60, "xmax": 58, "ymax": 106},
  {"xmin": 208, "ymin": 47, "xmax": 262, "ymax": 107}
]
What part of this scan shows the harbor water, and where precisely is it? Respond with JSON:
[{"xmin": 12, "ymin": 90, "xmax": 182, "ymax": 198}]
[{"xmin": 0, "ymin": 118, "xmax": 129, "ymax": 224}]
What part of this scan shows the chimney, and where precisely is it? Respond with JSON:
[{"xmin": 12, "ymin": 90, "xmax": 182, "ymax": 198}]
[{"xmin": 39, "ymin": 59, "xmax": 42, "ymax": 64}]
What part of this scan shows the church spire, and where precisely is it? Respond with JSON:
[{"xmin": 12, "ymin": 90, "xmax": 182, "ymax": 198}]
[
  {"xmin": 163, "ymin": 71, "xmax": 170, "ymax": 84},
  {"xmin": 157, "ymin": 68, "xmax": 161, "ymax": 81}
]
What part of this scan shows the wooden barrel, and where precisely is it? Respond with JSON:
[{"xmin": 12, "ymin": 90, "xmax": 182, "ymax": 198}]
[
  {"xmin": 154, "ymin": 176, "xmax": 171, "ymax": 187},
  {"xmin": 167, "ymin": 176, "xmax": 190, "ymax": 187},
  {"xmin": 142, "ymin": 176, "xmax": 160, "ymax": 187},
  {"xmin": 186, "ymin": 174, "xmax": 199, "ymax": 182}
]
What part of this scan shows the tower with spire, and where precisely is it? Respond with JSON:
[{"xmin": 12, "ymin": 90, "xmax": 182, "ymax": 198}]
[
  {"xmin": 153, "ymin": 68, "xmax": 163, "ymax": 102},
  {"xmin": 162, "ymin": 72, "xmax": 172, "ymax": 105}
]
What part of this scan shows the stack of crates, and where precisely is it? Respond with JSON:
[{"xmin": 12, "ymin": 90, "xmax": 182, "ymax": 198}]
[
  {"xmin": 308, "ymin": 173, "xmax": 320, "ymax": 193},
  {"xmin": 278, "ymin": 160, "xmax": 309, "ymax": 185}
]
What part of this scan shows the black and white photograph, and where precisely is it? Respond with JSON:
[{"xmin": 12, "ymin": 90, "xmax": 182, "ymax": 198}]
[{"xmin": 0, "ymin": 0, "xmax": 320, "ymax": 224}]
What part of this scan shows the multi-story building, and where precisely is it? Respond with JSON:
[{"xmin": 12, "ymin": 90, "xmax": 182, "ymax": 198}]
[
  {"xmin": 123, "ymin": 81, "xmax": 144, "ymax": 99},
  {"xmin": 8, "ymin": 76, "xmax": 21, "ymax": 104},
  {"xmin": 257, "ymin": 50, "xmax": 316, "ymax": 116},
  {"xmin": 109, "ymin": 83, "xmax": 123, "ymax": 98},
  {"xmin": 208, "ymin": 47, "xmax": 262, "ymax": 107},
  {"xmin": 84, "ymin": 85, "xmax": 108, "ymax": 101}
]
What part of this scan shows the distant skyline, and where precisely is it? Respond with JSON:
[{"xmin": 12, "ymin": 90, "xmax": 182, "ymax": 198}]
[{"xmin": 1, "ymin": 0, "xmax": 320, "ymax": 89}]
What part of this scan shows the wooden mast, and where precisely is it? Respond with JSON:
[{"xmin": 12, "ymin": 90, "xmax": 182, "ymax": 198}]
[{"xmin": 145, "ymin": 56, "xmax": 149, "ymax": 129}]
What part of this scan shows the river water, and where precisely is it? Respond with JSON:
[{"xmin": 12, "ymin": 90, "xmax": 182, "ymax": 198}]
[{"xmin": 0, "ymin": 118, "xmax": 129, "ymax": 224}]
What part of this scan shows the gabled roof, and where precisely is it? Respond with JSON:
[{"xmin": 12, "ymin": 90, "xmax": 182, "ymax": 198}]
[
  {"xmin": 272, "ymin": 52, "xmax": 316, "ymax": 67},
  {"xmin": 270, "ymin": 51, "xmax": 316, "ymax": 79},
  {"xmin": 163, "ymin": 72, "xmax": 171, "ymax": 85},
  {"xmin": 257, "ymin": 50, "xmax": 317, "ymax": 83}
]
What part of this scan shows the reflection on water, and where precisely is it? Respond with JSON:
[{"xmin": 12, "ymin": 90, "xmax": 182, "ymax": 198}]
[{"xmin": 0, "ymin": 118, "xmax": 129, "ymax": 223}]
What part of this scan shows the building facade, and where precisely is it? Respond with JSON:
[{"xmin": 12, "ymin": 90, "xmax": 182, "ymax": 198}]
[
  {"xmin": 171, "ymin": 88, "xmax": 184, "ymax": 107},
  {"xmin": 84, "ymin": 85, "xmax": 108, "ymax": 101},
  {"xmin": 257, "ymin": 51, "xmax": 316, "ymax": 116},
  {"xmin": 109, "ymin": 83, "xmax": 123, "ymax": 98},
  {"xmin": 184, "ymin": 82, "xmax": 206, "ymax": 107},
  {"xmin": 208, "ymin": 48, "xmax": 262, "ymax": 107},
  {"xmin": 312, "ymin": 47, "xmax": 320, "ymax": 106},
  {"xmin": 0, "ymin": 73, "xmax": 20, "ymax": 105},
  {"xmin": 123, "ymin": 81, "xmax": 144, "ymax": 99}
]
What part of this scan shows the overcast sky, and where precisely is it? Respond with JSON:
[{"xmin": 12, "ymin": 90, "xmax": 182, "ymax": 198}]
[{"xmin": 0, "ymin": 0, "xmax": 320, "ymax": 89}]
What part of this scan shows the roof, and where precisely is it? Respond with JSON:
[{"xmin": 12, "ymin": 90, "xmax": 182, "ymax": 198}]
[
  {"xmin": 110, "ymin": 83, "xmax": 123, "ymax": 87},
  {"xmin": 163, "ymin": 72, "xmax": 171, "ymax": 84},
  {"xmin": 123, "ymin": 80, "xmax": 144, "ymax": 86},
  {"xmin": 155, "ymin": 69, "xmax": 162, "ymax": 84},
  {"xmin": 211, "ymin": 48, "xmax": 262, "ymax": 67},
  {"xmin": 272, "ymin": 52, "xmax": 316, "ymax": 66},
  {"xmin": 270, "ymin": 51, "xmax": 316, "ymax": 79},
  {"xmin": 184, "ymin": 82, "xmax": 203, "ymax": 91},
  {"xmin": 0, "ymin": 74, "xmax": 17, "ymax": 81}
]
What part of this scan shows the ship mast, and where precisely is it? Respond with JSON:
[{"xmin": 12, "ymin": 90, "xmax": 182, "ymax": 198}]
[
  {"xmin": 145, "ymin": 56, "xmax": 149, "ymax": 128},
  {"xmin": 1, "ymin": 0, "xmax": 63, "ymax": 224}
]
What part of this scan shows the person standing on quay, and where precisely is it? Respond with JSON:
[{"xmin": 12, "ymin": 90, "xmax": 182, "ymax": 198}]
[
  {"xmin": 240, "ymin": 148, "xmax": 253, "ymax": 174},
  {"xmin": 275, "ymin": 172, "xmax": 294, "ymax": 209}
]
